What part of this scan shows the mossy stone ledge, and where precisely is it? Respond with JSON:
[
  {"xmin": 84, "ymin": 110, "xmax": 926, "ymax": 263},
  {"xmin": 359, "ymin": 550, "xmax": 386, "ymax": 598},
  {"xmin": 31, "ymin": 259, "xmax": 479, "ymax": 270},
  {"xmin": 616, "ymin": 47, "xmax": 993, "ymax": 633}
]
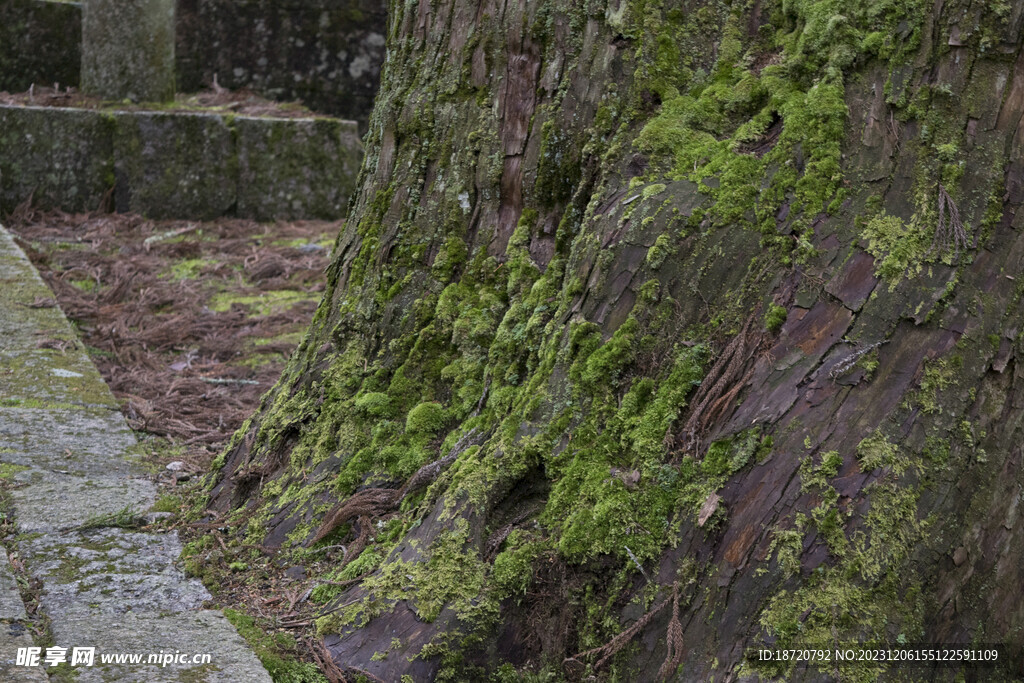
[{"xmin": 0, "ymin": 104, "xmax": 362, "ymax": 220}]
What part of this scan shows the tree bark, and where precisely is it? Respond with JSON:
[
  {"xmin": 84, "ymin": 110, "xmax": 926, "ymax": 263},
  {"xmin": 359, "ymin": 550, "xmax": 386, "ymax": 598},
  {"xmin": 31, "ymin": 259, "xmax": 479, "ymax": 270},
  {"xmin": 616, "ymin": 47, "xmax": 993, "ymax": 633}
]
[{"xmin": 208, "ymin": 0, "xmax": 1024, "ymax": 679}]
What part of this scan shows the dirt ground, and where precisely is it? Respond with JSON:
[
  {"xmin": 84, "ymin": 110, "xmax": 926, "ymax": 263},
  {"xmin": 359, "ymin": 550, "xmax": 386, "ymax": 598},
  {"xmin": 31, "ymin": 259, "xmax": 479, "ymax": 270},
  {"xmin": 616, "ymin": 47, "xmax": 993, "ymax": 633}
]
[{"xmin": 7, "ymin": 203, "xmax": 336, "ymax": 464}]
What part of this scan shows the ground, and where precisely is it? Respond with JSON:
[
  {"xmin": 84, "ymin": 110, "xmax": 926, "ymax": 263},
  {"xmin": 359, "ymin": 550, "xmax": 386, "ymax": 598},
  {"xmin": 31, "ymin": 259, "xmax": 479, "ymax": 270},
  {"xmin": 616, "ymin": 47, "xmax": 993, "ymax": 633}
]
[{"xmin": 5, "ymin": 203, "xmax": 339, "ymax": 679}]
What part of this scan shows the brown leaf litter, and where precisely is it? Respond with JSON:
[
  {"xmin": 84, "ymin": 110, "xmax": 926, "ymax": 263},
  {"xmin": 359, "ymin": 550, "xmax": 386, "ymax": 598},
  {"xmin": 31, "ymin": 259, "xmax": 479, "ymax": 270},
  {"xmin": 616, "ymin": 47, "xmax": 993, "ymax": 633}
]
[{"xmin": 6, "ymin": 204, "xmax": 337, "ymax": 465}]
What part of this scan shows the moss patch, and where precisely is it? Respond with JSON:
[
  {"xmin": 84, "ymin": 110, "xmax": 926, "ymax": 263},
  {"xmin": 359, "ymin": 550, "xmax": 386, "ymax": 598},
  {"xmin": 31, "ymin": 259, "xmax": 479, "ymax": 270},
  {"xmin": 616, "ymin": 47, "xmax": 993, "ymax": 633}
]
[{"xmin": 224, "ymin": 608, "xmax": 328, "ymax": 683}]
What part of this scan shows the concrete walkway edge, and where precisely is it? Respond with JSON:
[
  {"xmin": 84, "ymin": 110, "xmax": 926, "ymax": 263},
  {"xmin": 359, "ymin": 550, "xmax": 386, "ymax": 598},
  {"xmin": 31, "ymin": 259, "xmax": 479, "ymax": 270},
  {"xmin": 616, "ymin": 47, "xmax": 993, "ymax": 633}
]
[{"xmin": 0, "ymin": 224, "xmax": 272, "ymax": 682}]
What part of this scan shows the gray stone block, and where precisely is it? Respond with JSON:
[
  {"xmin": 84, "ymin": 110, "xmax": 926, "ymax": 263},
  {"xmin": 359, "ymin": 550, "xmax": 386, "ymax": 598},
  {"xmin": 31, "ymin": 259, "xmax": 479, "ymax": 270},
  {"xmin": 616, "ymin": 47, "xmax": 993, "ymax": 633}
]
[
  {"xmin": 0, "ymin": 549, "xmax": 27, "ymax": 622},
  {"xmin": 0, "ymin": 227, "xmax": 118, "ymax": 408},
  {"xmin": 113, "ymin": 111, "xmax": 236, "ymax": 219},
  {"xmin": 0, "ymin": 104, "xmax": 361, "ymax": 219},
  {"xmin": 236, "ymin": 115, "xmax": 361, "ymax": 220},
  {"xmin": 10, "ymin": 470, "xmax": 156, "ymax": 533},
  {"xmin": 175, "ymin": 0, "xmax": 386, "ymax": 126},
  {"xmin": 0, "ymin": 627, "xmax": 49, "ymax": 682},
  {"xmin": 51, "ymin": 610, "xmax": 272, "ymax": 682},
  {"xmin": 0, "ymin": 349, "xmax": 120, "ymax": 409},
  {"xmin": 0, "ymin": 0, "xmax": 81, "ymax": 95},
  {"xmin": 81, "ymin": 0, "xmax": 175, "ymax": 103},
  {"xmin": 0, "ymin": 408, "xmax": 136, "ymax": 476},
  {"xmin": 20, "ymin": 530, "xmax": 210, "ymax": 618},
  {"xmin": 0, "ymin": 106, "xmax": 115, "ymax": 214}
]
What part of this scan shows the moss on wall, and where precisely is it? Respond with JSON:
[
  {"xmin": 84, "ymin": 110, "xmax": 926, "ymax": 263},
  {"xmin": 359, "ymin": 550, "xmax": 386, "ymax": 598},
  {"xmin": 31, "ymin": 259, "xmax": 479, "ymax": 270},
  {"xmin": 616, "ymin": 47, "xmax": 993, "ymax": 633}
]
[
  {"xmin": 0, "ymin": 0, "xmax": 80, "ymax": 93},
  {"xmin": 0, "ymin": 105, "xmax": 360, "ymax": 220}
]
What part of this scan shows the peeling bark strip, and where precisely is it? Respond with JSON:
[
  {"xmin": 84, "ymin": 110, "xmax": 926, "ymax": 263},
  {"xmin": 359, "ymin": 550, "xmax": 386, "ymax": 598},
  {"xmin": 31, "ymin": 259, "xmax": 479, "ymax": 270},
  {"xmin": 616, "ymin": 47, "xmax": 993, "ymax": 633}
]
[
  {"xmin": 209, "ymin": 0, "xmax": 1024, "ymax": 679},
  {"xmin": 495, "ymin": 29, "xmax": 542, "ymax": 254}
]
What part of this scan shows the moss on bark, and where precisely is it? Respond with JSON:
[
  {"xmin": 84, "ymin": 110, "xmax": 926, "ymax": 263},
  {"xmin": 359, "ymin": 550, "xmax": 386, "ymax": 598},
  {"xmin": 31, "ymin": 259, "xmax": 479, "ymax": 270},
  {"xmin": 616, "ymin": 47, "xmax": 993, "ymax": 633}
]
[{"xmin": 207, "ymin": 0, "xmax": 1024, "ymax": 679}]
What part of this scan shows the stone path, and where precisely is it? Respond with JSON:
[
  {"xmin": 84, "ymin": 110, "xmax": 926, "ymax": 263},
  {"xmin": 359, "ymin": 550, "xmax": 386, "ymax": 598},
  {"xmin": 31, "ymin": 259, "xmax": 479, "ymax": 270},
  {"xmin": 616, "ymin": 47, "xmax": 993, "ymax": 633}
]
[{"xmin": 0, "ymin": 224, "xmax": 271, "ymax": 681}]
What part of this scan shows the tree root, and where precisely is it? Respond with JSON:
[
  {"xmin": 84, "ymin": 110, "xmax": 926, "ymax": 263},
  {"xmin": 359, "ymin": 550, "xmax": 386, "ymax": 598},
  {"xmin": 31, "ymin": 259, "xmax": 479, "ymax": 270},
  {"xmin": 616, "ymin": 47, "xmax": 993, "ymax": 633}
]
[
  {"xmin": 308, "ymin": 429, "xmax": 481, "ymax": 545},
  {"xmin": 673, "ymin": 309, "xmax": 763, "ymax": 458}
]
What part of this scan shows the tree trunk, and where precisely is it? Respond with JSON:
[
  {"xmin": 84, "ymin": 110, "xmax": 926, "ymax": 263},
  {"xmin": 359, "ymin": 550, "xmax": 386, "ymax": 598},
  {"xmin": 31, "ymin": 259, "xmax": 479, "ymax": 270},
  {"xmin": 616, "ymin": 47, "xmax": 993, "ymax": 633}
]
[{"xmin": 208, "ymin": 0, "xmax": 1024, "ymax": 679}]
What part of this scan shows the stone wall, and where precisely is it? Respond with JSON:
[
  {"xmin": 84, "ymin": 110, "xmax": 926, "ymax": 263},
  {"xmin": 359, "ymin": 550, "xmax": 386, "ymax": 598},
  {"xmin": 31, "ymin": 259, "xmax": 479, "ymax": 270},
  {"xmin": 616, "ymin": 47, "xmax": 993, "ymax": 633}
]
[
  {"xmin": 0, "ymin": 0, "xmax": 385, "ymax": 125},
  {"xmin": 0, "ymin": 105, "xmax": 361, "ymax": 220},
  {"xmin": 0, "ymin": 0, "xmax": 81, "ymax": 93},
  {"xmin": 175, "ymin": 0, "xmax": 386, "ymax": 126},
  {"xmin": 81, "ymin": 0, "xmax": 177, "ymax": 103}
]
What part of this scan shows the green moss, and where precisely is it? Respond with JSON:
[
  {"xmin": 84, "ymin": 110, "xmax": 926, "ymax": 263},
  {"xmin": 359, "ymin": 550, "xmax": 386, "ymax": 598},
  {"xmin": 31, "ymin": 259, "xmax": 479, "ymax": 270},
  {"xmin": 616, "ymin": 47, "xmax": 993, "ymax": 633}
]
[
  {"xmin": 819, "ymin": 450, "xmax": 843, "ymax": 477},
  {"xmin": 547, "ymin": 343, "xmax": 708, "ymax": 562},
  {"xmin": 50, "ymin": 549, "xmax": 91, "ymax": 584},
  {"xmin": 632, "ymin": 0, "xmax": 930, "ymax": 256},
  {"xmin": 310, "ymin": 547, "xmax": 386, "ymax": 602},
  {"xmin": 766, "ymin": 522, "xmax": 805, "ymax": 578},
  {"xmin": 641, "ymin": 182, "xmax": 666, "ymax": 199},
  {"xmin": 764, "ymin": 304, "xmax": 787, "ymax": 332},
  {"xmin": 163, "ymin": 258, "xmax": 214, "ymax": 280},
  {"xmin": 151, "ymin": 493, "xmax": 182, "ymax": 513},
  {"xmin": 861, "ymin": 212, "xmax": 930, "ymax": 287},
  {"xmin": 914, "ymin": 356, "xmax": 959, "ymax": 415},
  {"xmin": 921, "ymin": 436, "xmax": 950, "ymax": 468},
  {"xmin": 0, "ymin": 463, "xmax": 29, "ymax": 480},
  {"xmin": 571, "ymin": 317, "xmax": 640, "ymax": 393},
  {"xmin": 800, "ymin": 449, "xmax": 843, "ymax": 491},
  {"xmin": 323, "ymin": 518, "xmax": 497, "ymax": 634},
  {"xmin": 354, "ymin": 392, "xmax": 396, "ymax": 419},
  {"xmin": 535, "ymin": 118, "xmax": 581, "ymax": 206},
  {"xmin": 209, "ymin": 290, "xmax": 317, "ymax": 315},
  {"xmin": 73, "ymin": 506, "xmax": 146, "ymax": 532},
  {"xmin": 182, "ymin": 535, "xmax": 217, "ymax": 581},
  {"xmin": 405, "ymin": 401, "xmax": 447, "ymax": 434},
  {"xmin": 856, "ymin": 431, "xmax": 907, "ymax": 475},
  {"xmin": 491, "ymin": 532, "xmax": 544, "ymax": 598},
  {"xmin": 645, "ymin": 233, "xmax": 673, "ymax": 269},
  {"xmin": 756, "ymin": 449, "xmax": 927, "ymax": 681},
  {"xmin": 224, "ymin": 608, "xmax": 328, "ymax": 683},
  {"xmin": 431, "ymin": 236, "xmax": 469, "ymax": 281}
]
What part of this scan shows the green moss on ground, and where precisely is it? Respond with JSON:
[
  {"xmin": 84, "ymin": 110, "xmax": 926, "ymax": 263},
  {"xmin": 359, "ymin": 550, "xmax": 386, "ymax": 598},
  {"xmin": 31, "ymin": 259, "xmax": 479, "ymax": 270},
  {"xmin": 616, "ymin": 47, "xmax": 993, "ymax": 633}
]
[{"xmin": 224, "ymin": 608, "xmax": 328, "ymax": 683}]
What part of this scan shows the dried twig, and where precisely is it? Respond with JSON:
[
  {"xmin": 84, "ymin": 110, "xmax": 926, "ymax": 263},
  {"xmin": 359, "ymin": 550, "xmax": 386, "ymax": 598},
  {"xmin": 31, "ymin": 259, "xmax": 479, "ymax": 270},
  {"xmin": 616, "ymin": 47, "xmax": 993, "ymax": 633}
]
[
  {"xmin": 930, "ymin": 184, "xmax": 973, "ymax": 262},
  {"xmin": 199, "ymin": 377, "xmax": 261, "ymax": 385},
  {"xmin": 309, "ymin": 638, "xmax": 348, "ymax": 683},
  {"xmin": 565, "ymin": 590, "xmax": 672, "ymax": 671},
  {"xmin": 888, "ymin": 110, "xmax": 901, "ymax": 153},
  {"xmin": 18, "ymin": 296, "xmax": 57, "ymax": 309},
  {"xmin": 143, "ymin": 223, "xmax": 197, "ymax": 249},
  {"xmin": 307, "ymin": 544, "xmax": 347, "ymax": 556},
  {"xmin": 624, "ymin": 546, "xmax": 649, "ymax": 583},
  {"xmin": 348, "ymin": 667, "xmax": 387, "ymax": 683},
  {"xmin": 674, "ymin": 309, "xmax": 762, "ymax": 457}
]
